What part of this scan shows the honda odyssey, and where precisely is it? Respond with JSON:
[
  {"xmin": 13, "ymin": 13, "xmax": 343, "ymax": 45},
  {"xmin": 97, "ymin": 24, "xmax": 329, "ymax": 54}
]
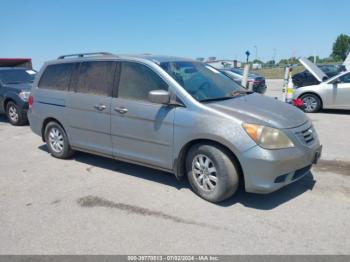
[{"xmin": 28, "ymin": 52, "xmax": 322, "ymax": 202}]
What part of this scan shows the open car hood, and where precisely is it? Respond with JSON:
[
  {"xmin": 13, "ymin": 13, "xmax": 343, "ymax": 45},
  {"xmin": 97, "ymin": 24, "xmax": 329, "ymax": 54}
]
[
  {"xmin": 299, "ymin": 57, "xmax": 328, "ymax": 82},
  {"xmin": 344, "ymin": 53, "xmax": 350, "ymax": 71}
]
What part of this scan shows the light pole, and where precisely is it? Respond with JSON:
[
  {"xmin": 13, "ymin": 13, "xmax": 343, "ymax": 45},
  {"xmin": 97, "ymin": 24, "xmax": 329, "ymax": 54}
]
[
  {"xmin": 254, "ymin": 45, "xmax": 258, "ymax": 61},
  {"xmin": 273, "ymin": 48, "xmax": 276, "ymax": 63}
]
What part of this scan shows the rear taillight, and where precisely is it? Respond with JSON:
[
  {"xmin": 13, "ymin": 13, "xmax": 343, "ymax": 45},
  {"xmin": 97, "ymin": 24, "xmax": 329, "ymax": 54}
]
[{"xmin": 28, "ymin": 95, "xmax": 34, "ymax": 108}]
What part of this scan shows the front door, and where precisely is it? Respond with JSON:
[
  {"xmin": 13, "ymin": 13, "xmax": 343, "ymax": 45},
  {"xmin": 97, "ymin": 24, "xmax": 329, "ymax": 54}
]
[
  {"xmin": 325, "ymin": 72, "xmax": 350, "ymax": 109},
  {"xmin": 66, "ymin": 61, "xmax": 117, "ymax": 156},
  {"xmin": 111, "ymin": 61, "xmax": 175, "ymax": 170}
]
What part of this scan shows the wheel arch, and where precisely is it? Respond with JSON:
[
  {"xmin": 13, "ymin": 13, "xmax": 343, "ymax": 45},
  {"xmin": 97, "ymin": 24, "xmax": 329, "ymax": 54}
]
[
  {"xmin": 3, "ymin": 97, "xmax": 16, "ymax": 112},
  {"xmin": 41, "ymin": 117, "xmax": 66, "ymax": 142},
  {"xmin": 174, "ymin": 138, "xmax": 244, "ymax": 186}
]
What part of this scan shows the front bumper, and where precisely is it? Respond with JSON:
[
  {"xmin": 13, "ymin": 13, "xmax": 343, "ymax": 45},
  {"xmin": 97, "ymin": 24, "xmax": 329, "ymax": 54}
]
[{"xmin": 239, "ymin": 122, "xmax": 321, "ymax": 194}]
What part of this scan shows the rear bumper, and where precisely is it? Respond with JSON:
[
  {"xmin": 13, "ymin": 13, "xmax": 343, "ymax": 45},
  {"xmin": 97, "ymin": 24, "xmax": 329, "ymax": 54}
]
[
  {"xmin": 27, "ymin": 109, "xmax": 42, "ymax": 137},
  {"xmin": 239, "ymin": 140, "xmax": 321, "ymax": 194},
  {"xmin": 253, "ymin": 83, "xmax": 267, "ymax": 94}
]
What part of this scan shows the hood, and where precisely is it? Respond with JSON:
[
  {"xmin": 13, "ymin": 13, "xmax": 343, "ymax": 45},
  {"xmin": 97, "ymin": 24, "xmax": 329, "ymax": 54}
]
[
  {"xmin": 299, "ymin": 57, "xmax": 328, "ymax": 82},
  {"xmin": 205, "ymin": 93, "xmax": 309, "ymax": 129},
  {"xmin": 4, "ymin": 82, "xmax": 32, "ymax": 91}
]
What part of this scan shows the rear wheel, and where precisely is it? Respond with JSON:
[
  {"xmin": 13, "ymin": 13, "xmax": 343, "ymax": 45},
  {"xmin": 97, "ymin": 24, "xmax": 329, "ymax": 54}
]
[
  {"xmin": 186, "ymin": 143, "xmax": 239, "ymax": 203},
  {"xmin": 300, "ymin": 94, "xmax": 322, "ymax": 113},
  {"xmin": 6, "ymin": 101, "xmax": 27, "ymax": 126},
  {"xmin": 45, "ymin": 121, "xmax": 74, "ymax": 159}
]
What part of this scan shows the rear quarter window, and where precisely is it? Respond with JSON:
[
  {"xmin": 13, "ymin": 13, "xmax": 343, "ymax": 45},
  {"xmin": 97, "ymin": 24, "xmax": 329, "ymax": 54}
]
[{"xmin": 38, "ymin": 63, "xmax": 76, "ymax": 91}]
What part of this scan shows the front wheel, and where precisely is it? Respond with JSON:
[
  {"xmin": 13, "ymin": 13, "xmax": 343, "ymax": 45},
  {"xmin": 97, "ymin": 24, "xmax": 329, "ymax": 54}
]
[
  {"xmin": 186, "ymin": 143, "xmax": 239, "ymax": 203},
  {"xmin": 300, "ymin": 94, "xmax": 322, "ymax": 113}
]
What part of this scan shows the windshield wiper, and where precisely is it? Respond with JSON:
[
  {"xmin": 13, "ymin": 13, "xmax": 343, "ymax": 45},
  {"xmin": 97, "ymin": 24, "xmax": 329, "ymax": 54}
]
[
  {"xmin": 199, "ymin": 90, "xmax": 253, "ymax": 102},
  {"xmin": 199, "ymin": 96, "xmax": 234, "ymax": 102},
  {"xmin": 5, "ymin": 81, "xmax": 26, "ymax": 84},
  {"xmin": 230, "ymin": 90, "xmax": 253, "ymax": 96}
]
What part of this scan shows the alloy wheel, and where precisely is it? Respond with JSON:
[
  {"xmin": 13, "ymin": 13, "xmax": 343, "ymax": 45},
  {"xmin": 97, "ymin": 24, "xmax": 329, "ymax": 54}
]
[
  {"xmin": 48, "ymin": 127, "xmax": 64, "ymax": 153},
  {"xmin": 192, "ymin": 154, "xmax": 218, "ymax": 191},
  {"xmin": 302, "ymin": 96, "xmax": 318, "ymax": 112},
  {"xmin": 8, "ymin": 105, "xmax": 19, "ymax": 123}
]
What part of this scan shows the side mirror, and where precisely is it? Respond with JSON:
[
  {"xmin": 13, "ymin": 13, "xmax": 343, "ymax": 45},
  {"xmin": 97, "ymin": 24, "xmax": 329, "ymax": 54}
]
[{"xmin": 148, "ymin": 90, "xmax": 170, "ymax": 104}]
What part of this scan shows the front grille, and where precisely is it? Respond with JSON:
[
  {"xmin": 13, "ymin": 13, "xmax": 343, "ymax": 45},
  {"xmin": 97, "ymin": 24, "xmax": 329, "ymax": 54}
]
[{"xmin": 296, "ymin": 126, "xmax": 315, "ymax": 146}]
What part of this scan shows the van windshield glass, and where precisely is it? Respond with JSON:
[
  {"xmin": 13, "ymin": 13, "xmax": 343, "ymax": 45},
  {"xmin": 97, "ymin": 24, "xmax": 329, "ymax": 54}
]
[{"xmin": 160, "ymin": 61, "xmax": 245, "ymax": 101}]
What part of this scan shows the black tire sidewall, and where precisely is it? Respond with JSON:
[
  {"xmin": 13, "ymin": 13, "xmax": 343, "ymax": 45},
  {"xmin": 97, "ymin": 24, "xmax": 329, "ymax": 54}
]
[
  {"xmin": 186, "ymin": 143, "xmax": 239, "ymax": 203},
  {"xmin": 45, "ymin": 122, "xmax": 73, "ymax": 159},
  {"xmin": 301, "ymin": 94, "xmax": 321, "ymax": 113}
]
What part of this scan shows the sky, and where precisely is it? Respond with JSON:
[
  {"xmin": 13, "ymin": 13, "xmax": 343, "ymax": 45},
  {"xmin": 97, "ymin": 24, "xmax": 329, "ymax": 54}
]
[{"xmin": 1, "ymin": 0, "xmax": 349, "ymax": 69}]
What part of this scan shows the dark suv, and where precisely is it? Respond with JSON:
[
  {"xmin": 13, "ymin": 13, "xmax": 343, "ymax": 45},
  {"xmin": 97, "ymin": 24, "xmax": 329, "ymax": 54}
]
[{"xmin": 0, "ymin": 67, "xmax": 36, "ymax": 125}]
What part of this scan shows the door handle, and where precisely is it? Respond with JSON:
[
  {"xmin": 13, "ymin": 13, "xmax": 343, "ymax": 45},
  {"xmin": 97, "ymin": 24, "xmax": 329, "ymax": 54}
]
[
  {"xmin": 94, "ymin": 104, "xmax": 107, "ymax": 111},
  {"xmin": 114, "ymin": 106, "xmax": 128, "ymax": 114}
]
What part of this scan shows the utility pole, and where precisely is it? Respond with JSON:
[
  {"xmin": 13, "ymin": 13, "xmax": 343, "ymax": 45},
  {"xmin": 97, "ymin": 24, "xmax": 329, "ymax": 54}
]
[
  {"xmin": 254, "ymin": 45, "xmax": 258, "ymax": 61},
  {"xmin": 273, "ymin": 48, "xmax": 277, "ymax": 63}
]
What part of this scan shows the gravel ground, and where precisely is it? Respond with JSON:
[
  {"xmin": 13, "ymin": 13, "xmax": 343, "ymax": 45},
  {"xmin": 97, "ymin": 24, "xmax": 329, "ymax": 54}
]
[{"xmin": 0, "ymin": 83, "xmax": 349, "ymax": 254}]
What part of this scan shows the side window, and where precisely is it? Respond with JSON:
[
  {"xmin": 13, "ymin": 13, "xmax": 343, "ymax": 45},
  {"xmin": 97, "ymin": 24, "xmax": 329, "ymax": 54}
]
[
  {"xmin": 74, "ymin": 61, "xmax": 116, "ymax": 96},
  {"xmin": 118, "ymin": 62, "xmax": 168, "ymax": 101},
  {"xmin": 38, "ymin": 63, "xmax": 76, "ymax": 91},
  {"xmin": 340, "ymin": 73, "xmax": 350, "ymax": 83}
]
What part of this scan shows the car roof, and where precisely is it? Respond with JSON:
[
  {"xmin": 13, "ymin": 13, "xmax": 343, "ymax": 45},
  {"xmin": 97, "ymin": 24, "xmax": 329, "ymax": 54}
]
[{"xmin": 47, "ymin": 53, "xmax": 196, "ymax": 65}]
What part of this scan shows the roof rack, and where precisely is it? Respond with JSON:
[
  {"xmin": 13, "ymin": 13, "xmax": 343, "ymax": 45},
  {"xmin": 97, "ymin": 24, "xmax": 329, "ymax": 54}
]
[{"xmin": 57, "ymin": 52, "xmax": 115, "ymax": 60}]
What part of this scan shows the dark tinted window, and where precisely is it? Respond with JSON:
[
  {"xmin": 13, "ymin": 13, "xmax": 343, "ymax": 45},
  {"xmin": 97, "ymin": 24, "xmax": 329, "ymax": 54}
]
[
  {"xmin": 74, "ymin": 61, "xmax": 116, "ymax": 96},
  {"xmin": 0, "ymin": 69, "xmax": 36, "ymax": 84},
  {"xmin": 340, "ymin": 73, "xmax": 350, "ymax": 83},
  {"xmin": 39, "ymin": 63, "xmax": 75, "ymax": 90},
  {"xmin": 118, "ymin": 62, "xmax": 168, "ymax": 100}
]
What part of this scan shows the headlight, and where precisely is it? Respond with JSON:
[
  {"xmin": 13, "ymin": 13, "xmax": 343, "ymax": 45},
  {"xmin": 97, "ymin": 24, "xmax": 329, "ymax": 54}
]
[
  {"xmin": 19, "ymin": 91, "xmax": 31, "ymax": 102},
  {"xmin": 242, "ymin": 123, "xmax": 294, "ymax": 149}
]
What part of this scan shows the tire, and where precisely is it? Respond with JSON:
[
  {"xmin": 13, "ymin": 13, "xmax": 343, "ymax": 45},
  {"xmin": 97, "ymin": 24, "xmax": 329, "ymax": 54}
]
[
  {"xmin": 44, "ymin": 121, "xmax": 75, "ymax": 159},
  {"xmin": 186, "ymin": 143, "xmax": 239, "ymax": 203},
  {"xmin": 6, "ymin": 101, "xmax": 27, "ymax": 126},
  {"xmin": 300, "ymin": 93, "xmax": 322, "ymax": 113}
]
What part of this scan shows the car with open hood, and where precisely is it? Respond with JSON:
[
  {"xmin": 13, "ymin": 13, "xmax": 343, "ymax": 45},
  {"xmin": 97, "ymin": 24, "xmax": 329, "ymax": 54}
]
[
  {"xmin": 28, "ymin": 53, "xmax": 321, "ymax": 202},
  {"xmin": 292, "ymin": 64, "xmax": 346, "ymax": 87},
  {"xmin": 293, "ymin": 57, "xmax": 350, "ymax": 113},
  {"xmin": 0, "ymin": 67, "xmax": 36, "ymax": 125}
]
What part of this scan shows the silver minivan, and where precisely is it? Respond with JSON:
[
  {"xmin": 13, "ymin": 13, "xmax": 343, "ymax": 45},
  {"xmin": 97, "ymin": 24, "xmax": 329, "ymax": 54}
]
[{"xmin": 28, "ymin": 53, "xmax": 322, "ymax": 202}]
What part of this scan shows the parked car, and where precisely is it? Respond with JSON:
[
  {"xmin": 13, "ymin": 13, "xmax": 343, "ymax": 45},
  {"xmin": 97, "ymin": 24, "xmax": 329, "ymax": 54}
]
[
  {"xmin": 219, "ymin": 68, "xmax": 267, "ymax": 94},
  {"xmin": 292, "ymin": 64, "xmax": 346, "ymax": 87},
  {"xmin": 0, "ymin": 67, "xmax": 35, "ymax": 125},
  {"xmin": 293, "ymin": 58, "xmax": 350, "ymax": 113},
  {"xmin": 28, "ymin": 53, "xmax": 321, "ymax": 203}
]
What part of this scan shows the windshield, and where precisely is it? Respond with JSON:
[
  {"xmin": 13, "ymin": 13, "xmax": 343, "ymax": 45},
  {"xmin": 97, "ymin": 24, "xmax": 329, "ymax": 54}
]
[
  {"xmin": 0, "ymin": 69, "xmax": 36, "ymax": 84},
  {"xmin": 160, "ymin": 61, "xmax": 244, "ymax": 101}
]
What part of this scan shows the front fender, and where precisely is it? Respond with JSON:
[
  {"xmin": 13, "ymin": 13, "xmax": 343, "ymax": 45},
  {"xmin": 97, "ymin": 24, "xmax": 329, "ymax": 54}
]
[{"xmin": 1, "ymin": 91, "xmax": 25, "ymax": 111}]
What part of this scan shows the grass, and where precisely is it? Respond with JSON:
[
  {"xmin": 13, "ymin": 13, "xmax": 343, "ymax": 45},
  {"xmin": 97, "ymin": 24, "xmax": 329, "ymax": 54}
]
[{"xmin": 252, "ymin": 66, "xmax": 304, "ymax": 79}]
